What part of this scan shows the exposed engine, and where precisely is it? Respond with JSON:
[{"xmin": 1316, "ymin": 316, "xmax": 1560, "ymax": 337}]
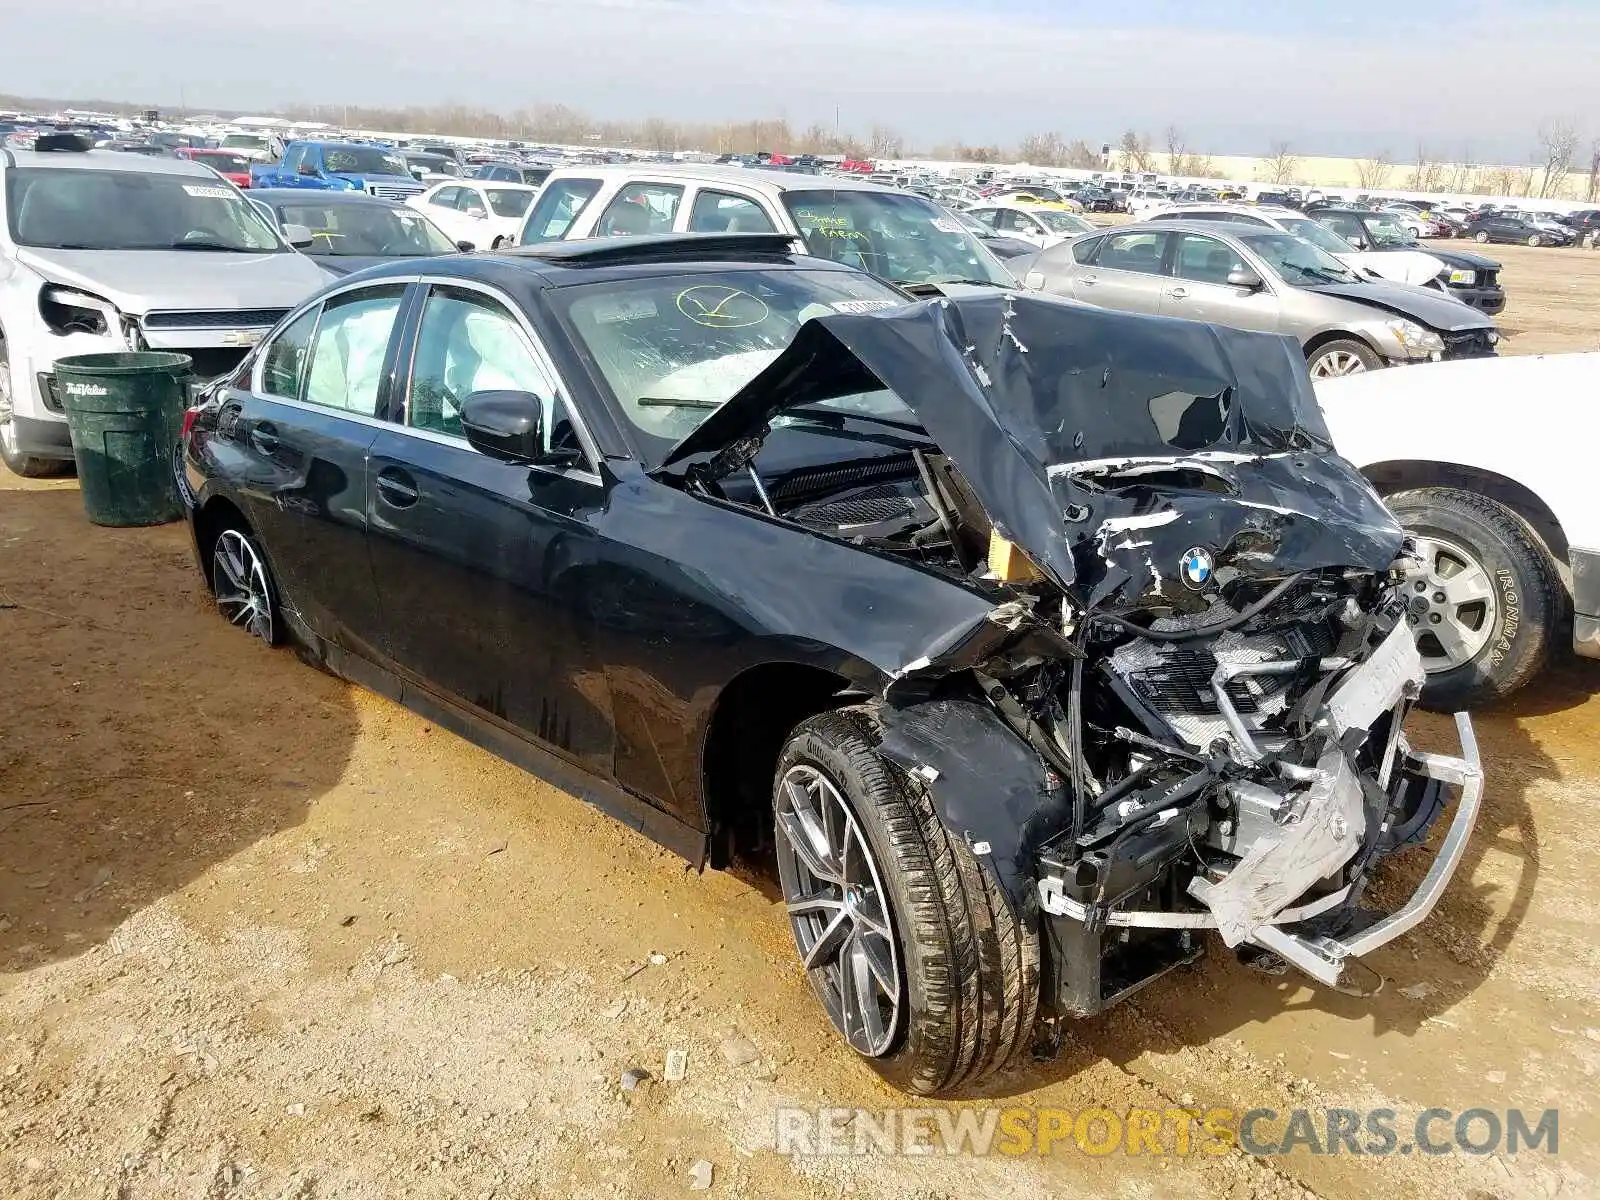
[{"xmin": 721, "ymin": 444, "xmax": 1479, "ymax": 1011}]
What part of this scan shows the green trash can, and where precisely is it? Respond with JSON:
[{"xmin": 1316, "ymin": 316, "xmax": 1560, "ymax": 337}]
[{"xmin": 54, "ymin": 351, "xmax": 193, "ymax": 527}]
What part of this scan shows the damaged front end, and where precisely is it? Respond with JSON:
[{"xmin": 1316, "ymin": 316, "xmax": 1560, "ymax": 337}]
[{"xmin": 666, "ymin": 292, "xmax": 1483, "ymax": 1012}]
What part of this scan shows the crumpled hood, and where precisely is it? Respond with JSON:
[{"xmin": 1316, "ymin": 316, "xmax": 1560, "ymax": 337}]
[
  {"xmin": 1421, "ymin": 246, "xmax": 1500, "ymax": 273},
  {"xmin": 1341, "ymin": 249, "xmax": 1443, "ymax": 287},
  {"xmin": 1301, "ymin": 279, "xmax": 1494, "ymax": 332},
  {"xmin": 16, "ymin": 248, "xmax": 326, "ymax": 316},
  {"xmin": 662, "ymin": 293, "xmax": 1403, "ymax": 608}
]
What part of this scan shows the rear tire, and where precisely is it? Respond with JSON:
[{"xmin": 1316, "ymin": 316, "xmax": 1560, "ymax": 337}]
[
  {"xmin": 1527, "ymin": 234, "xmax": 1542, "ymax": 247},
  {"xmin": 208, "ymin": 520, "xmax": 282, "ymax": 646},
  {"xmin": 0, "ymin": 332, "xmax": 69, "ymax": 479},
  {"xmin": 1385, "ymin": 488, "xmax": 1563, "ymax": 708},
  {"xmin": 1474, "ymin": 231, "xmax": 1491, "ymax": 243},
  {"xmin": 1307, "ymin": 338, "xmax": 1383, "ymax": 378},
  {"xmin": 773, "ymin": 707, "xmax": 1038, "ymax": 1096}
]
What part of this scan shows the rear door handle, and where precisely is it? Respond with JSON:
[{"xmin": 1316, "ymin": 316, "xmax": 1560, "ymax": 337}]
[
  {"xmin": 1079, "ymin": 275, "xmax": 1098, "ymax": 286},
  {"xmin": 375, "ymin": 467, "xmax": 419, "ymax": 508},
  {"xmin": 249, "ymin": 422, "xmax": 280, "ymax": 454},
  {"xmin": 1167, "ymin": 286, "xmax": 1189, "ymax": 299}
]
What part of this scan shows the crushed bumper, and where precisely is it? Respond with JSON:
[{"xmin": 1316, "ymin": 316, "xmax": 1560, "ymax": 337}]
[{"xmin": 1038, "ymin": 713, "xmax": 1482, "ymax": 992}]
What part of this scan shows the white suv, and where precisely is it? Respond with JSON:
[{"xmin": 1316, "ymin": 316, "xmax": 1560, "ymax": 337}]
[
  {"xmin": 0, "ymin": 140, "xmax": 325, "ymax": 476},
  {"xmin": 515, "ymin": 165, "xmax": 1015, "ymax": 293}
]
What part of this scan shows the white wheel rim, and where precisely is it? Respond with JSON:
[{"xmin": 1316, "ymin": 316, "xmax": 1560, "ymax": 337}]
[
  {"xmin": 1310, "ymin": 349, "xmax": 1369, "ymax": 378},
  {"xmin": 774, "ymin": 763, "xmax": 903, "ymax": 1057},
  {"xmin": 0, "ymin": 350, "xmax": 16, "ymax": 455},
  {"xmin": 1403, "ymin": 534, "xmax": 1499, "ymax": 672},
  {"xmin": 213, "ymin": 529, "xmax": 274, "ymax": 642}
]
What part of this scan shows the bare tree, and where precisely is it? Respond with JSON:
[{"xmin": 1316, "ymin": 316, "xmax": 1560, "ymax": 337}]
[
  {"xmin": 1587, "ymin": 138, "xmax": 1600, "ymax": 203},
  {"xmin": 1164, "ymin": 125, "xmax": 1189, "ymax": 174},
  {"xmin": 1447, "ymin": 148, "xmax": 1479, "ymax": 194},
  {"xmin": 1260, "ymin": 140, "xmax": 1300, "ymax": 185},
  {"xmin": 867, "ymin": 124, "xmax": 905, "ymax": 160},
  {"xmin": 1063, "ymin": 139, "xmax": 1103, "ymax": 170},
  {"xmin": 1407, "ymin": 145, "xmax": 1447, "ymax": 193},
  {"xmin": 1117, "ymin": 129, "xmax": 1154, "ymax": 172},
  {"xmin": 1354, "ymin": 151, "xmax": 1393, "ymax": 190},
  {"xmin": 1017, "ymin": 132, "xmax": 1067, "ymax": 167},
  {"xmin": 1534, "ymin": 119, "xmax": 1580, "ymax": 198}
]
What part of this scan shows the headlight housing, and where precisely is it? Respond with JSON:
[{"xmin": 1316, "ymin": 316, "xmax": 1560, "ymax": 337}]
[
  {"xmin": 1386, "ymin": 318, "xmax": 1444, "ymax": 355},
  {"xmin": 38, "ymin": 286, "xmax": 122, "ymax": 341},
  {"xmin": 1446, "ymin": 268, "xmax": 1477, "ymax": 286}
]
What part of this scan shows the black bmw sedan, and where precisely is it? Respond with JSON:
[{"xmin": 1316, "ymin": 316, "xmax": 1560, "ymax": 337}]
[{"xmin": 177, "ymin": 233, "xmax": 1479, "ymax": 1095}]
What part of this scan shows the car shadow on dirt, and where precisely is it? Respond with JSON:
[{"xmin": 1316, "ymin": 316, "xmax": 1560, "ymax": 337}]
[{"xmin": 0, "ymin": 486, "xmax": 358, "ymax": 973}]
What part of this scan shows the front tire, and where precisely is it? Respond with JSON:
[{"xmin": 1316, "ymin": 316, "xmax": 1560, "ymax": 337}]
[
  {"xmin": 1385, "ymin": 488, "xmax": 1563, "ymax": 708},
  {"xmin": 773, "ymin": 708, "xmax": 1038, "ymax": 1095},
  {"xmin": 1307, "ymin": 338, "xmax": 1383, "ymax": 378},
  {"xmin": 210, "ymin": 523, "xmax": 282, "ymax": 645},
  {"xmin": 1527, "ymin": 234, "xmax": 1543, "ymax": 247},
  {"xmin": 0, "ymin": 332, "xmax": 69, "ymax": 479}
]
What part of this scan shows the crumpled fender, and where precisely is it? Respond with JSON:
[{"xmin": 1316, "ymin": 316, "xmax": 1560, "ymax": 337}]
[{"xmin": 876, "ymin": 698, "xmax": 1070, "ymax": 921}]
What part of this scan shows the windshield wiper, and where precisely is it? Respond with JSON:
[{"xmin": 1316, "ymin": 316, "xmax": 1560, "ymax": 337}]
[
  {"xmin": 636, "ymin": 396, "xmax": 722, "ymax": 409},
  {"xmin": 168, "ymin": 241, "xmax": 265, "ymax": 252}
]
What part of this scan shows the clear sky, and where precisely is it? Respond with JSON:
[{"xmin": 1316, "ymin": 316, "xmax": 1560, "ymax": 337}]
[{"xmin": 2, "ymin": 0, "xmax": 1595, "ymax": 159}]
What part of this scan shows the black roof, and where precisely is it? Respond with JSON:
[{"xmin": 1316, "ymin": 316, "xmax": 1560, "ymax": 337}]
[{"xmin": 332, "ymin": 232, "xmax": 844, "ymax": 291}]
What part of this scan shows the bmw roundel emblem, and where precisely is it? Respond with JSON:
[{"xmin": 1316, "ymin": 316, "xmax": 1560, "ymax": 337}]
[{"xmin": 1181, "ymin": 547, "xmax": 1215, "ymax": 590}]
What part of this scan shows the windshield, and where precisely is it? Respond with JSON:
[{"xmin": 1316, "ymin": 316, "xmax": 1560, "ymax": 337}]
[
  {"xmin": 1238, "ymin": 231, "xmax": 1360, "ymax": 285},
  {"xmin": 552, "ymin": 267, "xmax": 914, "ymax": 462},
  {"xmin": 221, "ymin": 135, "xmax": 269, "ymax": 151},
  {"xmin": 4, "ymin": 167, "xmax": 283, "ymax": 251},
  {"xmin": 780, "ymin": 189, "xmax": 1014, "ymax": 287},
  {"xmin": 1035, "ymin": 210, "xmax": 1096, "ymax": 235},
  {"xmin": 1276, "ymin": 216, "xmax": 1356, "ymax": 256},
  {"xmin": 1362, "ymin": 213, "xmax": 1416, "ymax": 247},
  {"xmin": 486, "ymin": 189, "xmax": 533, "ymax": 219},
  {"xmin": 324, "ymin": 147, "xmax": 410, "ymax": 177},
  {"xmin": 190, "ymin": 152, "xmax": 253, "ymax": 174},
  {"xmin": 276, "ymin": 201, "xmax": 456, "ymax": 256}
]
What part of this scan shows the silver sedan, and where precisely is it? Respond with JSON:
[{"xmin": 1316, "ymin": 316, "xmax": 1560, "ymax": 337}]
[{"xmin": 1009, "ymin": 220, "xmax": 1499, "ymax": 378}]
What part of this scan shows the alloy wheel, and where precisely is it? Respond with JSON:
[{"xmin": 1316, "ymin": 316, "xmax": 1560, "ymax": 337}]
[
  {"xmin": 0, "ymin": 342, "xmax": 16, "ymax": 456},
  {"xmin": 1309, "ymin": 349, "xmax": 1370, "ymax": 378},
  {"xmin": 1403, "ymin": 534, "xmax": 1498, "ymax": 672},
  {"xmin": 212, "ymin": 529, "xmax": 275, "ymax": 642},
  {"xmin": 774, "ymin": 763, "xmax": 902, "ymax": 1057}
]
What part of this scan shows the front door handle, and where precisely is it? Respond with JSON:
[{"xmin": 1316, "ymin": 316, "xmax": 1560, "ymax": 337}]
[
  {"xmin": 249, "ymin": 422, "xmax": 280, "ymax": 455},
  {"xmin": 1078, "ymin": 275, "xmax": 1098, "ymax": 287},
  {"xmin": 1167, "ymin": 286, "xmax": 1189, "ymax": 300},
  {"xmin": 375, "ymin": 467, "xmax": 419, "ymax": 508}
]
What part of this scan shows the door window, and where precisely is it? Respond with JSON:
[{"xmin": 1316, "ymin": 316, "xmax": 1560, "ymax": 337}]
[
  {"xmin": 458, "ymin": 188, "xmax": 488, "ymax": 217},
  {"xmin": 595, "ymin": 183, "xmax": 684, "ymax": 236},
  {"xmin": 519, "ymin": 178, "xmax": 600, "ymax": 243},
  {"xmin": 1171, "ymin": 234, "xmax": 1246, "ymax": 285},
  {"xmin": 282, "ymin": 145, "xmax": 306, "ymax": 175},
  {"xmin": 405, "ymin": 286, "xmax": 579, "ymax": 460},
  {"xmin": 1320, "ymin": 214, "xmax": 1367, "ymax": 245},
  {"xmin": 967, "ymin": 208, "xmax": 1000, "ymax": 229},
  {"xmin": 302, "ymin": 286, "xmax": 406, "ymax": 416},
  {"xmin": 430, "ymin": 186, "xmax": 461, "ymax": 209},
  {"xmin": 259, "ymin": 306, "xmax": 320, "ymax": 400},
  {"xmin": 687, "ymin": 189, "xmax": 775, "ymax": 232},
  {"xmin": 1092, "ymin": 231, "xmax": 1169, "ymax": 274}
]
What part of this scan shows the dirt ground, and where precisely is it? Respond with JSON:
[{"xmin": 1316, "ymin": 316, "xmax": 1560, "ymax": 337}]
[{"xmin": 3, "ymin": 247, "xmax": 1600, "ymax": 1200}]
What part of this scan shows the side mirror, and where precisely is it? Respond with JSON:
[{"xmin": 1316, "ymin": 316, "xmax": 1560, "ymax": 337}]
[
  {"xmin": 281, "ymin": 223, "xmax": 316, "ymax": 249},
  {"xmin": 411, "ymin": 168, "xmax": 425, "ymax": 181},
  {"xmin": 1226, "ymin": 266, "xmax": 1264, "ymax": 289},
  {"xmin": 461, "ymin": 390, "xmax": 545, "ymax": 462},
  {"xmin": 455, "ymin": 240, "xmax": 476, "ymax": 253}
]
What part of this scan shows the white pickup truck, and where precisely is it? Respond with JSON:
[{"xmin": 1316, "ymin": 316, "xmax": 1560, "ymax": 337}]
[{"xmin": 1316, "ymin": 352, "xmax": 1599, "ymax": 706}]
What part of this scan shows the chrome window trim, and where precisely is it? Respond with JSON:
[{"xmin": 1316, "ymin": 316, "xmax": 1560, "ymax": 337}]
[
  {"xmin": 401, "ymin": 274, "xmax": 605, "ymax": 485},
  {"xmin": 254, "ymin": 276, "xmax": 423, "ymax": 400}
]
